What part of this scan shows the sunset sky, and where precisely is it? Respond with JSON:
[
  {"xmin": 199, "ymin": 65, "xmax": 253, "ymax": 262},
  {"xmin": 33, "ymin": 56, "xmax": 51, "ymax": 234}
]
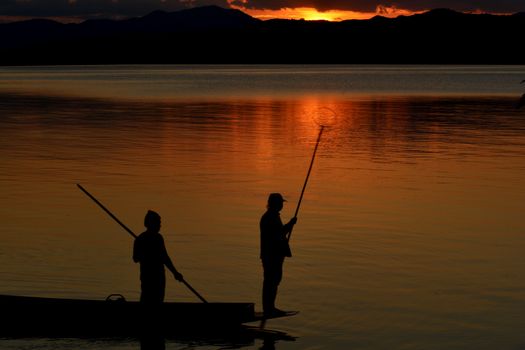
[{"xmin": 0, "ymin": 0, "xmax": 524, "ymax": 23}]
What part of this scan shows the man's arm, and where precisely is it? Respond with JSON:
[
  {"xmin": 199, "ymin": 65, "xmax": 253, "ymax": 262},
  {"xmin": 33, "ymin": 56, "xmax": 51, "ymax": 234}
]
[
  {"xmin": 161, "ymin": 237, "xmax": 184, "ymax": 281},
  {"xmin": 283, "ymin": 217, "xmax": 297, "ymax": 234}
]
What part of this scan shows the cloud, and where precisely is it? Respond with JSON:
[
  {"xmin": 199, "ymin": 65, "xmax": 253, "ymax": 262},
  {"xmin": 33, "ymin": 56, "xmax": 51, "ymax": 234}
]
[
  {"xmin": 0, "ymin": 0, "xmax": 230, "ymax": 20},
  {"xmin": 0, "ymin": 0, "xmax": 523, "ymax": 21},
  {"xmin": 234, "ymin": 0, "xmax": 525, "ymax": 13}
]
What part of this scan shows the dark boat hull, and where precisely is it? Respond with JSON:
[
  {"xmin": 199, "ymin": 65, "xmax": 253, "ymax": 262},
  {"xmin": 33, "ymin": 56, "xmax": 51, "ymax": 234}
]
[{"xmin": 0, "ymin": 294, "xmax": 257, "ymax": 336}]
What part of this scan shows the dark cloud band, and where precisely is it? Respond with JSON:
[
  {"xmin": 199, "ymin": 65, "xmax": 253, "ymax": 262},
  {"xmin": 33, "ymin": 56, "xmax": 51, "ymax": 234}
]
[
  {"xmin": 0, "ymin": 0, "xmax": 229, "ymax": 18},
  {"xmin": 238, "ymin": 0, "xmax": 525, "ymax": 13}
]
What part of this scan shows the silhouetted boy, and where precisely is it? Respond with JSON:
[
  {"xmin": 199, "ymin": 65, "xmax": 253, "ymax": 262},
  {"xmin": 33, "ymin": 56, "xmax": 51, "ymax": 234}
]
[
  {"xmin": 133, "ymin": 210, "xmax": 183, "ymax": 304},
  {"xmin": 260, "ymin": 193, "xmax": 297, "ymax": 316}
]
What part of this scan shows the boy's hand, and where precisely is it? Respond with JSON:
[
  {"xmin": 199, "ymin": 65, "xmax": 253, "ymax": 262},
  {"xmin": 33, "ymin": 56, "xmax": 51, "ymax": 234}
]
[{"xmin": 173, "ymin": 271, "xmax": 184, "ymax": 282}]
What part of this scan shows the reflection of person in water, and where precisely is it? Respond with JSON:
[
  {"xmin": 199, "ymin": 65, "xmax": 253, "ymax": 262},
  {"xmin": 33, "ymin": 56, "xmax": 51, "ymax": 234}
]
[
  {"xmin": 260, "ymin": 193, "xmax": 297, "ymax": 316},
  {"xmin": 133, "ymin": 210, "xmax": 184, "ymax": 304},
  {"xmin": 140, "ymin": 335, "xmax": 166, "ymax": 350},
  {"xmin": 260, "ymin": 337, "xmax": 277, "ymax": 350}
]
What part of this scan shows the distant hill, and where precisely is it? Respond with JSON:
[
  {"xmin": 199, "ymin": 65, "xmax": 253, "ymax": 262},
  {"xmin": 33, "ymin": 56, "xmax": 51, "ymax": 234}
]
[{"xmin": 1, "ymin": 5, "xmax": 524, "ymax": 64}]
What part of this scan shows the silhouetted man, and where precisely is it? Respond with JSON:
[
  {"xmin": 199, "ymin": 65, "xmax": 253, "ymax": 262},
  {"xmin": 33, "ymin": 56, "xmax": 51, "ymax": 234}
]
[
  {"xmin": 260, "ymin": 193, "xmax": 297, "ymax": 316},
  {"xmin": 133, "ymin": 210, "xmax": 183, "ymax": 305}
]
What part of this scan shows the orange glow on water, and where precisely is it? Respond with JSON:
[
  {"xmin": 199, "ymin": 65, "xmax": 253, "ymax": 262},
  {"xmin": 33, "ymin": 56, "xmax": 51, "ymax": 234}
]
[{"xmin": 2, "ymin": 66, "xmax": 525, "ymax": 348}]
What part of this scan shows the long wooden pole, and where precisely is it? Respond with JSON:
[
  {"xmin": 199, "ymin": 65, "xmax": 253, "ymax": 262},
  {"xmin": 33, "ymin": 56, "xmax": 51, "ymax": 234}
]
[
  {"xmin": 288, "ymin": 125, "xmax": 324, "ymax": 242},
  {"xmin": 77, "ymin": 184, "xmax": 208, "ymax": 303}
]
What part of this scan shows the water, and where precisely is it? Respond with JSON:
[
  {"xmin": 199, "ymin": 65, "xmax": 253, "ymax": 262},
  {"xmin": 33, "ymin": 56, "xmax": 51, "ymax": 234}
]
[{"xmin": 1, "ymin": 65, "xmax": 525, "ymax": 349}]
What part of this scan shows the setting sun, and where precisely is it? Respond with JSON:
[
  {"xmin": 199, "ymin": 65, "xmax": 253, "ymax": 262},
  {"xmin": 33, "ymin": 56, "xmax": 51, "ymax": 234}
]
[
  {"xmin": 234, "ymin": 6, "xmax": 420, "ymax": 21},
  {"xmin": 239, "ymin": 7, "xmax": 377, "ymax": 21}
]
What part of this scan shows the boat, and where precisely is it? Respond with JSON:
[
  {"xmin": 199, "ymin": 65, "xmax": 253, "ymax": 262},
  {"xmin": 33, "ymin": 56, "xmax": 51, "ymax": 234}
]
[{"xmin": 0, "ymin": 294, "xmax": 289, "ymax": 336}]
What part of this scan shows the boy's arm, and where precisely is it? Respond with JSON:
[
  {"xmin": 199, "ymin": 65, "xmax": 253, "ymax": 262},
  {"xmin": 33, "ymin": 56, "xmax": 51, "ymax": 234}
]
[
  {"xmin": 161, "ymin": 237, "xmax": 184, "ymax": 281},
  {"xmin": 132, "ymin": 238, "xmax": 141, "ymax": 263}
]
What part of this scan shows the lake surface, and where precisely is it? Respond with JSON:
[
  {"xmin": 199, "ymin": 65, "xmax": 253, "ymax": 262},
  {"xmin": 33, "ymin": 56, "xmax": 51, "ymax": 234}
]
[{"xmin": 1, "ymin": 65, "xmax": 525, "ymax": 349}]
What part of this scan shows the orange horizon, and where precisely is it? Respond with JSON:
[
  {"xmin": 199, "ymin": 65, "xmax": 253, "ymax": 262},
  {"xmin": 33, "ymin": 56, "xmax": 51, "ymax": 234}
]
[
  {"xmin": 0, "ymin": 6, "xmax": 515, "ymax": 24},
  {"xmin": 0, "ymin": 8, "xmax": 411, "ymax": 24},
  {"xmin": 239, "ymin": 6, "xmax": 516, "ymax": 21},
  {"xmin": 239, "ymin": 6, "xmax": 421, "ymax": 21},
  {"xmin": 0, "ymin": 9, "xmax": 421, "ymax": 24}
]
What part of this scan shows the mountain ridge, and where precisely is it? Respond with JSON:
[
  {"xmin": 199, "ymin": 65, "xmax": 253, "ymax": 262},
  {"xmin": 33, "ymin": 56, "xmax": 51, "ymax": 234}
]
[{"xmin": 1, "ymin": 6, "xmax": 524, "ymax": 64}]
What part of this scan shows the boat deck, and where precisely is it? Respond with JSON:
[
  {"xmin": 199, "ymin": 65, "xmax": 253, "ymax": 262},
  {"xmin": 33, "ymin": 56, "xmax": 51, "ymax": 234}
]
[{"xmin": 0, "ymin": 294, "xmax": 262, "ymax": 336}]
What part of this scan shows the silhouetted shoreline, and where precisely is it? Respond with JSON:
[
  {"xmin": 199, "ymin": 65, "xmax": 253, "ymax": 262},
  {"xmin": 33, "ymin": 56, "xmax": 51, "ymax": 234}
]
[{"xmin": 1, "ymin": 6, "xmax": 524, "ymax": 65}]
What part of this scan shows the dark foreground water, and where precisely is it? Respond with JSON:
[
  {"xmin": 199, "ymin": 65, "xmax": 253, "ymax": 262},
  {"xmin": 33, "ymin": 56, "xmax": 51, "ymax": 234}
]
[{"xmin": 1, "ymin": 65, "xmax": 525, "ymax": 349}]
